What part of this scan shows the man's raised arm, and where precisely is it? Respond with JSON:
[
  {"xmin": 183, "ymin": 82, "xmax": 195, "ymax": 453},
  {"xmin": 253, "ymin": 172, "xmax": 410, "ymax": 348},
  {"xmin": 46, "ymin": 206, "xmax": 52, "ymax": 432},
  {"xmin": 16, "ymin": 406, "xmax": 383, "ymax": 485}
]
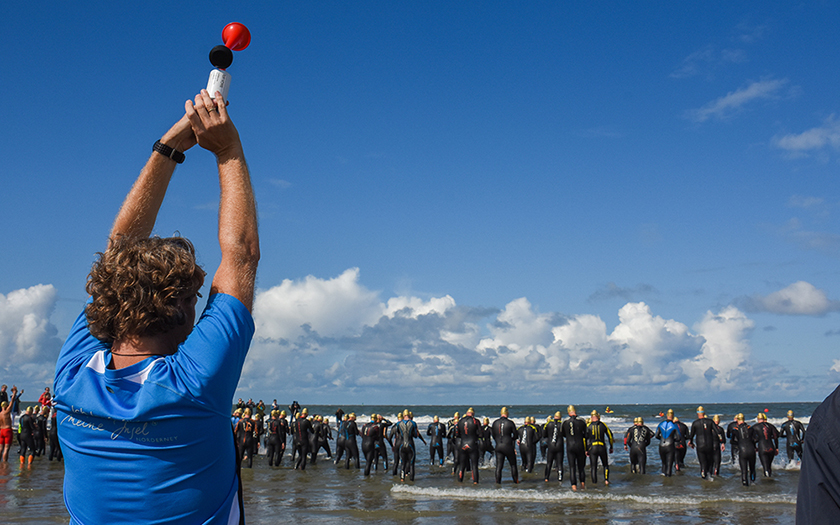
[
  {"xmin": 186, "ymin": 90, "xmax": 259, "ymax": 311},
  {"xmin": 109, "ymin": 115, "xmax": 197, "ymax": 245}
]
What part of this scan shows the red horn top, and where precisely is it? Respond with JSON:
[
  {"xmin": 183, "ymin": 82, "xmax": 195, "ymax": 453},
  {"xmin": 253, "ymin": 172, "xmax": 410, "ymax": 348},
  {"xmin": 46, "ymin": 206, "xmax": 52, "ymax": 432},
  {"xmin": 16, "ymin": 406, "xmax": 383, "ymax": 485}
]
[{"xmin": 222, "ymin": 23, "xmax": 251, "ymax": 52}]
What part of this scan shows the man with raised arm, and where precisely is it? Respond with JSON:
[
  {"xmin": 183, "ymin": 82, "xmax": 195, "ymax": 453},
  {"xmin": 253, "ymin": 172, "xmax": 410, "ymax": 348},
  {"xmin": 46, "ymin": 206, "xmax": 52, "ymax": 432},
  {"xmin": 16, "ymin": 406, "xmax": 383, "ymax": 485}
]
[{"xmin": 54, "ymin": 89, "xmax": 259, "ymax": 524}]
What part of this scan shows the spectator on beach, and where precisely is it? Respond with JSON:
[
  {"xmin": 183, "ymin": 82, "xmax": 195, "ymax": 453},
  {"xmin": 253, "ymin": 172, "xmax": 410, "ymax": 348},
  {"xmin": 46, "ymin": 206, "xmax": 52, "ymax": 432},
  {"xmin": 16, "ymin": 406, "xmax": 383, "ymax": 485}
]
[
  {"xmin": 0, "ymin": 385, "xmax": 8, "ymax": 405},
  {"xmin": 38, "ymin": 387, "xmax": 51, "ymax": 407},
  {"xmin": 53, "ymin": 89, "xmax": 258, "ymax": 523}
]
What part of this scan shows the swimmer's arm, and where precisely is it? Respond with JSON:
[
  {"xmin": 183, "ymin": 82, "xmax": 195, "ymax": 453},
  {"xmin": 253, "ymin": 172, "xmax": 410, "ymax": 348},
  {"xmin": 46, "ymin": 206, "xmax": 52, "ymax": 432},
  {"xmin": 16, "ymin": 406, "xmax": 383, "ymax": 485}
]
[{"xmin": 109, "ymin": 115, "xmax": 196, "ymax": 245}]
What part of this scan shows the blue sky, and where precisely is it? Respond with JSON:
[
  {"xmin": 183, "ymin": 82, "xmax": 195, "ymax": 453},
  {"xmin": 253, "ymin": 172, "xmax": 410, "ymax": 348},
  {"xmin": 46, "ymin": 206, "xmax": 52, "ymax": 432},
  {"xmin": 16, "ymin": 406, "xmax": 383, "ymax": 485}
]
[{"xmin": 3, "ymin": 2, "xmax": 840, "ymax": 405}]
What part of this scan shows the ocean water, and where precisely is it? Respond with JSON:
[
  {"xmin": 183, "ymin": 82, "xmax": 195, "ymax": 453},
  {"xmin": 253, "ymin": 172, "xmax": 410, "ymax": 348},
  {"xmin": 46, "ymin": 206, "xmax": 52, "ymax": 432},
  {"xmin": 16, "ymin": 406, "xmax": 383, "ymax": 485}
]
[{"xmin": 1, "ymin": 402, "xmax": 814, "ymax": 523}]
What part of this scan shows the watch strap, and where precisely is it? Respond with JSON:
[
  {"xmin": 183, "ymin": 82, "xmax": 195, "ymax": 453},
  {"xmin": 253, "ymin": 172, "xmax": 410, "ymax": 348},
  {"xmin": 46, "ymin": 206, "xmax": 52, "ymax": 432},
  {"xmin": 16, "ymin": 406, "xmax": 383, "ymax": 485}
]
[{"xmin": 153, "ymin": 140, "xmax": 186, "ymax": 164}]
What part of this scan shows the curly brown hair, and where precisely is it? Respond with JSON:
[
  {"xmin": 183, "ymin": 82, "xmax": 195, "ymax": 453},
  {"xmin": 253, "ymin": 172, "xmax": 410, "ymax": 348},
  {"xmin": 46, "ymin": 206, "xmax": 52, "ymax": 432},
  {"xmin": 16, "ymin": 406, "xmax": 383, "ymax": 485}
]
[{"xmin": 85, "ymin": 236, "xmax": 206, "ymax": 342}]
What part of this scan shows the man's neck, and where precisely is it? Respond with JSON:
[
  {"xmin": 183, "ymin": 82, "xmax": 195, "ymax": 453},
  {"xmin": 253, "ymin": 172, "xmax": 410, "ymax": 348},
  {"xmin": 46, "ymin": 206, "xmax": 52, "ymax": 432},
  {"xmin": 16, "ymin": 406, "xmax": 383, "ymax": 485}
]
[{"xmin": 110, "ymin": 333, "xmax": 179, "ymax": 369}]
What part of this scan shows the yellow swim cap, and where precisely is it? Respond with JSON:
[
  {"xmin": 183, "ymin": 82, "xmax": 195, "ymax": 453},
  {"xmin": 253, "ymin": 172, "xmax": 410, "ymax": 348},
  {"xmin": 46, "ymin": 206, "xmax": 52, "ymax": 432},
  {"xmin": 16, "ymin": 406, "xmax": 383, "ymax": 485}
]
[
  {"xmin": 787, "ymin": 410, "xmax": 794, "ymax": 418},
  {"xmin": 301, "ymin": 408, "xmax": 308, "ymax": 415},
  {"xmin": 280, "ymin": 410, "xmax": 286, "ymax": 417},
  {"xmin": 696, "ymin": 406, "xmax": 705, "ymax": 414},
  {"xmin": 712, "ymin": 415, "xmax": 720, "ymax": 423},
  {"xmin": 591, "ymin": 410, "xmax": 599, "ymax": 417},
  {"xmin": 736, "ymin": 413, "xmax": 745, "ymax": 421},
  {"xmin": 757, "ymin": 412, "xmax": 766, "ymax": 420},
  {"xmin": 567, "ymin": 405, "xmax": 576, "ymax": 415},
  {"xmin": 454, "ymin": 412, "xmax": 460, "ymax": 418},
  {"xmin": 554, "ymin": 411, "xmax": 562, "ymax": 419},
  {"xmin": 666, "ymin": 409, "xmax": 674, "ymax": 416},
  {"xmin": 467, "ymin": 407, "xmax": 475, "ymax": 415},
  {"xmin": 501, "ymin": 407, "xmax": 509, "ymax": 416}
]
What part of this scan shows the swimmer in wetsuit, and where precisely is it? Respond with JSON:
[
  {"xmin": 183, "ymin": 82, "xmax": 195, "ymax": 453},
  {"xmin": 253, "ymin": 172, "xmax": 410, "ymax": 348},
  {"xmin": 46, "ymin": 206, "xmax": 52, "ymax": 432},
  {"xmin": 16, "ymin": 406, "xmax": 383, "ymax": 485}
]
[
  {"xmin": 624, "ymin": 417, "xmax": 654, "ymax": 474},
  {"xmin": 688, "ymin": 406, "xmax": 720, "ymax": 479},
  {"xmin": 585, "ymin": 410, "xmax": 613, "ymax": 485},
  {"xmin": 446, "ymin": 412, "xmax": 460, "ymax": 474},
  {"xmin": 711, "ymin": 414, "xmax": 726, "ymax": 476},
  {"xmin": 376, "ymin": 415, "xmax": 391, "ymax": 469},
  {"xmin": 734, "ymin": 413, "xmax": 758, "ymax": 486},
  {"xmin": 18, "ymin": 406, "xmax": 37, "ymax": 466},
  {"xmin": 395, "ymin": 410, "xmax": 426, "ymax": 481},
  {"xmin": 655, "ymin": 409, "xmax": 680, "ymax": 477},
  {"xmin": 320, "ymin": 417, "xmax": 333, "ymax": 460},
  {"xmin": 455, "ymin": 407, "xmax": 483, "ymax": 484},
  {"xmin": 334, "ymin": 414, "xmax": 347, "ymax": 465},
  {"xmin": 518, "ymin": 416, "xmax": 538, "ymax": 473},
  {"xmin": 272, "ymin": 410, "xmax": 290, "ymax": 466},
  {"xmin": 726, "ymin": 415, "xmax": 739, "ymax": 465},
  {"xmin": 361, "ymin": 415, "xmax": 382, "ymax": 476},
  {"xmin": 780, "ymin": 410, "xmax": 805, "ymax": 461},
  {"xmin": 480, "ymin": 417, "xmax": 495, "ymax": 465},
  {"xmin": 293, "ymin": 408, "xmax": 313, "ymax": 470},
  {"xmin": 343, "ymin": 413, "xmax": 361, "ymax": 469},
  {"xmin": 753, "ymin": 412, "xmax": 779, "ymax": 478},
  {"xmin": 491, "ymin": 407, "xmax": 519, "ymax": 484},
  {"xmin": 562, "ymin": 405, "xmax": 587, "ymax": 491},
  {"xmin": 427, "ymin": 415, "xmax": 446, "ymax": 466},
  {"xmin": 543, "ymin": 411, "xmax": 564, "ymax": 483},
  {"xmin": 48, "ymin": 407, "xmax": 62, "ymax": 461},
  {"xmin": 235, "ymin": 409, "xmax": 256, "ymax": 468},
  {"xmin": 673, "ymin": 416, "xmax": 689, "ymax": 471}
]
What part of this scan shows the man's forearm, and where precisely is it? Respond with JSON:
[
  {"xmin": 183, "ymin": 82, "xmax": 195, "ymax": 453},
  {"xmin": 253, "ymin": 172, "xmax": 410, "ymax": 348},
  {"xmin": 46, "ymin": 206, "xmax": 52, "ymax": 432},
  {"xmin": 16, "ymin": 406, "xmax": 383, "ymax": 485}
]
[
  {"xmin": 109, "ymin": 154, "xmax": 176, "ymax": 243},
  {"xmin": 109, "ymin": 118, "xmax": 194, "ymax": 244}
]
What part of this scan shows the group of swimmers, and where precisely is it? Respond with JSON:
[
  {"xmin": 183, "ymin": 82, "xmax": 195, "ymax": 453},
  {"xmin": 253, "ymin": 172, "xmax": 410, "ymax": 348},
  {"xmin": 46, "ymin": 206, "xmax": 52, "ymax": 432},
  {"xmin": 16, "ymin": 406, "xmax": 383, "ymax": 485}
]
[
  {"xmin": 0, "ymin": 386, "xmax": 63, "ymax": 466},
  {"xmin": 230, "ymin": 403, "xmax": 807, "ymax": 489}
]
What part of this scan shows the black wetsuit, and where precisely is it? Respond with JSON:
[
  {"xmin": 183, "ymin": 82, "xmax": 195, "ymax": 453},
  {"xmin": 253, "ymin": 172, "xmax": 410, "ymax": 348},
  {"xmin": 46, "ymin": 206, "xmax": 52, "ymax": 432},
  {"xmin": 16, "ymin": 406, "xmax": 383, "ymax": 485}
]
[
  {"xmin": 655, "ymin": 420, "xmax": 681, "ymax": 477},
  {"xmin": 361, "ymin": 421, "xmax": 382, "ymax": 476},
  {"xmin": 390, "ymin": 423, "xmax": 402, "ymax": 475},
  {"xmin": 624, "ymin": 424, "xmax": 654, "ymax": 474},
  {"xmin": 711, "ymin": 421, "xmax": 725, "ymax": 475},
  {"xmin": 446, "ymin": 419, "xmax": 460, "ymax": 474},
  {"xmin": 293, "ymin": 417, "xmax": 313, "ymax": 470},
  {"xmin": 48, "ymin": 414, "xmax": 62, "ymax": 461},
  {"xmin": 480, "ymin": 423, "xmax": 494, "ymax": 464},
  {"xmin": 396, "ymin": 419, "xmax": 424, "ymax": 481},
  {"xmin": 726, "ymin": 420, "xmax": 739, "ymax": 465},
  {"xmin": 266, "ymin": 417, "xmax": 287, "ymax": 466},
  {"xmin": 334, "ymin": 419, "xmax": 346, "ymax": 464},
  {"xmin": 735, "ymin": 422, "xmax": 758, "ymax": 486},
  {"xmin": 18, "ymin": 413, "xmax": 36, "ymax": 459},
  {"xmin": 377, "ymin": 419, "xmax": 391, "ymax": 468},
  {"xmin": 491, "ymin": 416, "xmax": 519, "ymax": 484},
  {"xmin": 538, "ymin": 422, "xmax": 547, "ymax": 461},
  {"xmin": 455, "ymin": 415, "xmax": 482, "ymax": 483},
  {"xmin": 343, "ymin": 419, "xmax": 360, "ymax": 469},
  {"xmin": 427, "ymin": 422, "xmax": 447, "ymax": 466},
  {"xmin": 235, "ymin": 417, "xmax": 256, "ymax": 468},
  {"xmin": 585, "ymin": 420, "xmax": 613, "ymax": 484},
  {"xmin": 562, "ymin": 416, "xmax": 588, "ymax": 487},
  {"xmin": 688, "ymin": 417, "xmax": 719, "ymax": 479},
  {"xmin": 675, "ymin": 421, "xmax": 689, "ymax": 470},
  {"xmin": 518, "ymin": 423, "xmax": 538, "ymax": 473},
  {"xmin": 780, "ymin": 418, "xmax": 805, "ymax": 461},
  {"xmin": 319, "ymin": 421, "xmax": 333, "ymax": 460},
  {"xmin": 309, "ymin": 420, "xmax": 322, "ymax": 464},
  {"xmin": 34, "ymin": 413, "xmax": 47, "ymax": 456},
  {"xmin": 543, "ymin": 419, "xmax": 564, "ymax": 482},
  {"xmin": 753, "ymin": 421, "xmax": 780, "ymax": 477}
]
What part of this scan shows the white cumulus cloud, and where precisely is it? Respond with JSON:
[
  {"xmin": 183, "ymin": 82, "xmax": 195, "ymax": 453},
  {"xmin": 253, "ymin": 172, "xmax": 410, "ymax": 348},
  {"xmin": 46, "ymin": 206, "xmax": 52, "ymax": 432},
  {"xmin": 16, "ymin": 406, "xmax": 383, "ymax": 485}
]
[
  {"xmin": 738, "ymin": 281, "xmax": 840, "ymax": 316},
  {"xmin": 0, "ymin": 285, "xmax": 62, "ymax": 385}
]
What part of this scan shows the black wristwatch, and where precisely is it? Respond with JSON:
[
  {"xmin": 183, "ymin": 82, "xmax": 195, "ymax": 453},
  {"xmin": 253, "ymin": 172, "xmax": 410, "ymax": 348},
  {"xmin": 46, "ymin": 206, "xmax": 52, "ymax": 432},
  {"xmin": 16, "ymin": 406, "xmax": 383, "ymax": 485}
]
[{"xmin": 153, "ymin": 140, "xmax": 186, "ymax": 164}]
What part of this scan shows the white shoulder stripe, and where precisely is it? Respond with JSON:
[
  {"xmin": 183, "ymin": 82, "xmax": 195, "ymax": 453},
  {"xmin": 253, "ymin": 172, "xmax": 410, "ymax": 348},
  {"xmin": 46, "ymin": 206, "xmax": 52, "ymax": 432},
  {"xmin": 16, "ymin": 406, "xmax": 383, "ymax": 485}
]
[{"xmin": 85, "ymin": 351, "xmax": 163, "ymax": 385}]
